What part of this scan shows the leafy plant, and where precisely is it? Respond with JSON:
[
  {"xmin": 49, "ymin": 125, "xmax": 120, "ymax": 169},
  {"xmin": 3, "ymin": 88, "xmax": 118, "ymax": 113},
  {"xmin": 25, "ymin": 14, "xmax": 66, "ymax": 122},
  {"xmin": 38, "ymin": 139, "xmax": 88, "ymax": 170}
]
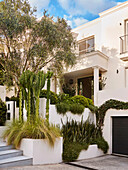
[
  {"xmin": 3, "ymin": 118, "xmax": 61, "ymax": 148},
  {"xmin": 56, "ymin": 103, "xmax": 69, "ymax": 115},
  {"xmin": 70, "ymin": 95, "xmax": 89, "ymax": 107},
  {"xmin": 0, "ymin": 99, "xmax": 7, "ymax": 126},
  {"xmin": 62, "ymin": 119, "xmax": 109, "ymax": 161},
  {"xmin": 63, "ymin": 142, "xmax": 89, "ymax": 162},
  {"xmin": 40, "ymin": 90, "xmax": 58, "ymax": 104},
  {"xmin": 69, "ymin": 103, "xmax": 85, "ymax": 114},
  {"xmin": 62, "ymin": 83, "xmax": 76, "ymax": 97},
  {"xmin": 58, "ymin": 93, "xmax": 70, "ymax": 103}
]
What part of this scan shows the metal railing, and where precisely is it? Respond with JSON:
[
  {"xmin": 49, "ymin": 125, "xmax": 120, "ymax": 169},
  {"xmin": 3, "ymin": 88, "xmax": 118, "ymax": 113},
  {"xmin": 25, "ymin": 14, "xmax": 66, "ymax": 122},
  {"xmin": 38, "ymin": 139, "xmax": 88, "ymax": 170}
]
[{"xmin": 120, "ymin": 35, "xmax": 128, "ymax": 54}]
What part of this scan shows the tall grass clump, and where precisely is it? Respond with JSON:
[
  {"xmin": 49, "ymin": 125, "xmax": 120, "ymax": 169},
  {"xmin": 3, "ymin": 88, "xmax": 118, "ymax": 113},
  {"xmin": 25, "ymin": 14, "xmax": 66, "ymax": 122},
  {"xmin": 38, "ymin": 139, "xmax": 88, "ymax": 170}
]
[{"xmin": 3, "ymin": 118, "xmax": 61, "ymax": 148}]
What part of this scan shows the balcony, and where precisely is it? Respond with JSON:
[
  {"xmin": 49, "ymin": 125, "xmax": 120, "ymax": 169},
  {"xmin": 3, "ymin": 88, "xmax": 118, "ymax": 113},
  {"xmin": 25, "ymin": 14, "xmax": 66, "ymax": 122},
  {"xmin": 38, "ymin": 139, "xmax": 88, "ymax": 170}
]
[
  {"xmin": 65, "ymin": 50, "xmax": 109, "ymax": 74},
  {"xmin": 120, "ymin": 35, "xmax": 128, "ymax": 61}
]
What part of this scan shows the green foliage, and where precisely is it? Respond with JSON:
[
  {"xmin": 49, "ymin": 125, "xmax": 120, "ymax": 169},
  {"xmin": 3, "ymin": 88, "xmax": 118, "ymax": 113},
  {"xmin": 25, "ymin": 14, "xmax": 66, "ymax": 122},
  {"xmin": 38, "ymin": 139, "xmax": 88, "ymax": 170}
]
[
  {"xmin": 93, "ymin": 137, "xmax": 109, "ymax": 154},
  {"xmin": 62, "ymin": 83, "xmax": 76, "ymax": 97},
  {"xmin": 19, "ymin": 70, "xmax": 46, "ymax": 121},
  {"xmin": 62, "ymin": 119, "xmax": 96, "ymax": 143},
  {"xmin": 56, "ymin": 103, "xmax": 69, "ymax": 115},
  {"xmin": 63, "ymin": 142, "xmax": 89, "ymax": 162},
  {"xmin": 46, "ymin": 71, "xmax": 53, "ymax": 114},
  {"xmin": 3, "ymin": 118, "xmax": 61, "ymax": 148},
  {"xmin": 58, "ymin": 93, "xmax": 70, "ymax": 103},
  {"xmin": 40, "ymin": 90, "xmax": 58, "ymax": 104},
  {"xmin": 69, "ymin": 104, "xmax": 85, "ymax": 114},
  {"xmin": 0, "ymin": 99, "xmax": 7, "ymax": 126},
  {"xmin": 70, "ymin": 95, "xmax": 89, "ymax": 107},
  {"xmin": 97, "ymin": 99, "xmax": 128, "ymax": 128},
  {"xmin": 0, "ymin": 0, "xmax": 76, "ymax": 91},
  {"xmin": 62, "ymin": 119, "xmax": 109, "ymax": 161}
]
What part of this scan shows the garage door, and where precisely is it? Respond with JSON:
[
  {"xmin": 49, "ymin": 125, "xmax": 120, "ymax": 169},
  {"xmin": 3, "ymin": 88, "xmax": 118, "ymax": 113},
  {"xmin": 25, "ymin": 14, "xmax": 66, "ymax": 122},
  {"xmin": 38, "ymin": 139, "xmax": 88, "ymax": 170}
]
[{"xmin": 112, "ymin": 117, "xmax": 128, "ymax": 155}]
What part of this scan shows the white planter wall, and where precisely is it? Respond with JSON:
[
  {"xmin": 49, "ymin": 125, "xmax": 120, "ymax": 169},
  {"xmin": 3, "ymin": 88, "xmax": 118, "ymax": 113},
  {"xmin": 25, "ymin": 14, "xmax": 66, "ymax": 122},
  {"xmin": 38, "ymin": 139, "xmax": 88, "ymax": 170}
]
[
  {"xmin": 49, "ymin": 105, "xmax": 94, "ymax": 128},
  {"xmin": 20, "ymin": 137, "xmax": 63, "ymax": 165},
  {"xmin": 77, "ymin": 144, "xmax": 104, "ymax": 160}
]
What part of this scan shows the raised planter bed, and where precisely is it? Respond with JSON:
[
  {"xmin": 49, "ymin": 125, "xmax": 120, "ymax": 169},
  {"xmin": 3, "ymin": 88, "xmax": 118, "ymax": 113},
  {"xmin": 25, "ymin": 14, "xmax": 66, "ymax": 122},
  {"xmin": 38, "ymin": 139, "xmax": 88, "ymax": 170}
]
[
  {"xmin": 77, "ymin": 144, "xmax": 104, "ymax": 160},
  {"xmin": 20, "ymin": 137, "xmax": 63, "ymax": 165}
]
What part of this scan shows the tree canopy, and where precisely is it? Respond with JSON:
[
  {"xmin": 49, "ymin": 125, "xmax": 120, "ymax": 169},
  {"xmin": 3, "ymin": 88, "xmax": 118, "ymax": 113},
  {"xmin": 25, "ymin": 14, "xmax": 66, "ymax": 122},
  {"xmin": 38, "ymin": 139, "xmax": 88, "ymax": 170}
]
[{"xmin": 0, "ymin": 0, "xmax": 77, "ymax": 91}]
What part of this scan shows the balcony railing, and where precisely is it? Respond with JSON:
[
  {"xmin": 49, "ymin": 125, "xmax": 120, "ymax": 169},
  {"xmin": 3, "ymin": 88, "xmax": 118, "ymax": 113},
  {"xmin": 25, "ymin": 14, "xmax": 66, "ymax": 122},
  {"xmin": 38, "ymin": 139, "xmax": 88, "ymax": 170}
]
[
  {"xmin": 79, "ymin": 47, "xmax": 95, "ymax": 56},
  {"xmin": 120, "ymin": 35, "xmax": 128, "ymax": 54}
]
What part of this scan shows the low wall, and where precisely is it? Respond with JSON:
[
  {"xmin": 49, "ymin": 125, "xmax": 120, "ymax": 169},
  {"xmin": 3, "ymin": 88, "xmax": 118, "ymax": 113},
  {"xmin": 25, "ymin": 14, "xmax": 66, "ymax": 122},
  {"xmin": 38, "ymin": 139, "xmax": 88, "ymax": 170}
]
[
  {"xmin": 49, "ymin": 105, "xmax": 94, "ymax": 128},
  {"xmin": 77, "ymin": 145, "xmax": 104, "ymax": 160},
  {"xmin": 20, "ymin": 137, "xmax": 63, "ymax": 165}
]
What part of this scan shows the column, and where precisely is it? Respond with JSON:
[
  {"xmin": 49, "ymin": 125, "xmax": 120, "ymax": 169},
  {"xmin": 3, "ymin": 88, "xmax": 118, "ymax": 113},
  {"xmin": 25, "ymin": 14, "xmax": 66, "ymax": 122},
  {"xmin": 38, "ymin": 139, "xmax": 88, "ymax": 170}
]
[{"xmin": 93, "ymin": 66, "xmax": 99, "ymax": 106}]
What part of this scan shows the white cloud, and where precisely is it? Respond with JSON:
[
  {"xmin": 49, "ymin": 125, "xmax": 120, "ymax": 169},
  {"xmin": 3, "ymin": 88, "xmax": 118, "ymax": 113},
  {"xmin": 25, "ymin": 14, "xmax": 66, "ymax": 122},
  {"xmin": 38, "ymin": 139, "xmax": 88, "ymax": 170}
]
[
  {"xmin": 73, "ymin": 17, "xmax": 88, "ymax": 27},
  {"xmin": 29, "ymin": 0, "xmax": 50, "ymax": 16},
  {"xmin": 58, "ymin": 0, "xmax": 117, "ymax": 16},
  {"xmin": 64, "ymin": 15, "xmax": 89, "ymax": 28}
]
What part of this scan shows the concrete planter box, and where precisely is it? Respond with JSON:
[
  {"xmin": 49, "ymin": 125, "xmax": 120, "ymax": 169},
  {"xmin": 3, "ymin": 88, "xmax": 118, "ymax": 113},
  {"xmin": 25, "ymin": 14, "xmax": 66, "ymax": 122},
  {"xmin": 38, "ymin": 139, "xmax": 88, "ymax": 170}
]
[
  {"xmin": 77, "ymin": 144, "xmax": 104, "ymax": 160},
  {"xmin": 20, "ymin": 137, "xmax": 63, "ymax": 165}
]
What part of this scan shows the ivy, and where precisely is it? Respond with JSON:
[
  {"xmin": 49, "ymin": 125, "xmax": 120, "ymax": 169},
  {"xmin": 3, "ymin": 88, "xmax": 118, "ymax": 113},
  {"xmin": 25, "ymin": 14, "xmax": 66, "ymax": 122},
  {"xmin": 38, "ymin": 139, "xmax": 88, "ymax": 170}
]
[{"xmin": 97, "ymin": 99, "xmax": 128, "ymax": 129}]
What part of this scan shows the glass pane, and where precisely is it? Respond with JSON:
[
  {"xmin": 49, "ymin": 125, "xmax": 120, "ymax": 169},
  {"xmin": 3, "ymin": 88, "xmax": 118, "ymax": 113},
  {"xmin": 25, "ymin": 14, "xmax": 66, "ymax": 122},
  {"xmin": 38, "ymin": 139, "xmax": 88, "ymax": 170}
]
[{"xmin": 86, "ymin": 38, "xmax": 94, "ymax": 52}]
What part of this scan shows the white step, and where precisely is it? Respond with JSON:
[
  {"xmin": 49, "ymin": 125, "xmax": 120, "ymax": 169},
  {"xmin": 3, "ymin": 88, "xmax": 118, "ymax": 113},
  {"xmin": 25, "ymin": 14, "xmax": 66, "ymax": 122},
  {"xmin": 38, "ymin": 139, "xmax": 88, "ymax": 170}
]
[
  {"xmin": 0, "ymin": 142, "xmax": 14, "ymax": 151},
  {"xmin": 0, "ymin": 149, "xmax": 23, "ymax": 160},
  {"xmin": 0, "ymin": 156, "xmax": 32, "ymax": 168}
]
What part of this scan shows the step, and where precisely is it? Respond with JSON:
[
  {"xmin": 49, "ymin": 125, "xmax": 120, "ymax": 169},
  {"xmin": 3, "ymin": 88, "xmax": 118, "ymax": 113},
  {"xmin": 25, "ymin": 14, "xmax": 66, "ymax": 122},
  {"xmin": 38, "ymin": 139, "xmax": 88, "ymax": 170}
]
[
  {"xmin": 0, "ymin": 149, "xmax": 23, "ymax": 160},
  {"xmin": 0, "ymin": 142, "xmax": 14, "ymax": 151},
  {"xmin": 0, "ymin": 156, "xmax": 32, "ymax": 168}
]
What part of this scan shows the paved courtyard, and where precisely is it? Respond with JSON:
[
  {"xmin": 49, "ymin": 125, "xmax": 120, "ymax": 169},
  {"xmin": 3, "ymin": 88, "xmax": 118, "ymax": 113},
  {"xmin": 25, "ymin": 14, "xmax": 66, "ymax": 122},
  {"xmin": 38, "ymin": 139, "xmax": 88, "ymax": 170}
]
[{"xmin": 1, "ymin": 155, "xmax": 128, "ymax": 170}]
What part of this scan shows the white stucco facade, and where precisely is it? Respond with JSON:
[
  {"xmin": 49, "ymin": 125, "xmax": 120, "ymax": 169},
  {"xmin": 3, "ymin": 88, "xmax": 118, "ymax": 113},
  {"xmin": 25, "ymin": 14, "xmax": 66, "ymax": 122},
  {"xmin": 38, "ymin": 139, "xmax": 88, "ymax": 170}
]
[{"xmin": 64, "ymin": 1, "xmax": 128, "ymax": 106}]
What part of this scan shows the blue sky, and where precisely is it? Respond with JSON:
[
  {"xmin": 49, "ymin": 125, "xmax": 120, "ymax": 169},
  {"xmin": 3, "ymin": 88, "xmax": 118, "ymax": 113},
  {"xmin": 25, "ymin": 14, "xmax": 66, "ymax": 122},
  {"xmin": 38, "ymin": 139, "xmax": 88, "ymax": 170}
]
[
  {"xmin": 1, "ymin": 0, "xmax": 127, "ymax": 28},
  {"xmin": 29, "ymin": 0, "xmax": 127, "ymax": 28}
]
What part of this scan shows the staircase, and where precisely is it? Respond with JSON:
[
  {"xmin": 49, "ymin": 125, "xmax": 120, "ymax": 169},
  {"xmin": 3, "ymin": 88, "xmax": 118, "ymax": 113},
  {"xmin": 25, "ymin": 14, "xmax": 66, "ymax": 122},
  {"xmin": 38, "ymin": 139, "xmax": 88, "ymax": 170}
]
[{"xmin": 0, "ymin": 141, "xmax": 32, "ymax": 168}]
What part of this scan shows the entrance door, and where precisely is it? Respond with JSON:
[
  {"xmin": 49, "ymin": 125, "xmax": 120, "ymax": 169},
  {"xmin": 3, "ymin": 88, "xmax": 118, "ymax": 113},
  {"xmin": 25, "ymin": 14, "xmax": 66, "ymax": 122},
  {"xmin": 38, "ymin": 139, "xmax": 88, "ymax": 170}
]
[
  {"xmin": 112, "ymin": 117, "xmax": 128, "ymax": 156},
  {"xmin": 78, "ymin": 76, "xmax": 93, "ymax": 99}
]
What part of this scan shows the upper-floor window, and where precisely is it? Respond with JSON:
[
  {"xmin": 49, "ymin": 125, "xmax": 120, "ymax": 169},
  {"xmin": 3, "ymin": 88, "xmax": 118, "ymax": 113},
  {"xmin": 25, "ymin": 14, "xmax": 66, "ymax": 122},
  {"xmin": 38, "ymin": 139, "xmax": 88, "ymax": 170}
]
[{"xmin": 79, "ymin": 36, "xmax": 95, "ymax": 55}]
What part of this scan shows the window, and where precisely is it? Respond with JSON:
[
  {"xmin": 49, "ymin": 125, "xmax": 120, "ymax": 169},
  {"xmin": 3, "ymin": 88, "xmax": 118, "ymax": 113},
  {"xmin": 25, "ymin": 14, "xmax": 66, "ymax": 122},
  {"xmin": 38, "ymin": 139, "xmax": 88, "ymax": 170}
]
[
  {"xmin": 79, "ymin": 36, "xmax": 95, "ymax": 55},
  {"xmin": 8, "ymin": 104, "xmax": 10, "ymax": 110},
  {"xmin": 7, "ymin": 112, "xmax": 10, "ymax": 120}
]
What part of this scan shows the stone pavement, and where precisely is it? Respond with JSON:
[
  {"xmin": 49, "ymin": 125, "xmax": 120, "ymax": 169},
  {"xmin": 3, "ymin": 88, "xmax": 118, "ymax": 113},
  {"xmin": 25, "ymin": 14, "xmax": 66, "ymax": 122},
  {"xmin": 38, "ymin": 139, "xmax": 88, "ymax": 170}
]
[
  {"xmin": 70, "ymin": 155, "xmax": 128, "ymax": 170},
  {"xmin": 1, "ymin": 155, "xmax": 128, "ymax": 170}
]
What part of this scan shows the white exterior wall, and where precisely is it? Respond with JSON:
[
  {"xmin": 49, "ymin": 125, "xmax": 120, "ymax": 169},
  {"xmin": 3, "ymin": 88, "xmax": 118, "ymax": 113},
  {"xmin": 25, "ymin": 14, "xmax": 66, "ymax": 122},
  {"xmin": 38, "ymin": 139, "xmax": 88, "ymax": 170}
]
[
  {"xmin": 0, "ymin": 86, "xmax": 6, "ymax": 102},
  {"xmin": 49, "ymin": 105, "xmax": 94, "ymax": 128},
  {"xmin": 71, "ymin": 2, "xmax": 128, "ymax": 105}
]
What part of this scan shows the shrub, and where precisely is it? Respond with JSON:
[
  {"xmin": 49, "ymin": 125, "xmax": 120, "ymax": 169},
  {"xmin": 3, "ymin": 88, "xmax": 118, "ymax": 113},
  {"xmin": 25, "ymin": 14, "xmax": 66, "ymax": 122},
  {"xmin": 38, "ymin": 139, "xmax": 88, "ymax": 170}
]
[
  {"xmin": 3, "ymin": 118, "xmax": 61, "ymax": 148},
  {"xmin": 94, "ymin": 137, "xmax": 109, "ymax": 154},
  {"xmin": 61, "ymin": 119, "xmax": 96, "ymax": 144},
  {"xmin": 58, "ymin": 93, "xmax": 70, "ymax": 103},
  {"xmin": 0, "ymin": 98, "xmax": 7, "ymax": 126},
  {"xmin": 70, "ymin": 95, "xmax": 89, "ymax": 107},
  {"xmin": 69, "ymin": 103, "xmax": 85, "ymax": 114},
  {"xmin": 63, "ymin": 142, "xmax": 89, "ymax": 162},
  {"xmin": 40, "ymin": 90, "xmax": 58, "ymax": 104},
  {"xmin": 56, "ymin": 103, "xmax": 69, "ymax": 115},
  {"xmin": 62, "ymin": 83, "xmax": 76, "ymax": 97}
]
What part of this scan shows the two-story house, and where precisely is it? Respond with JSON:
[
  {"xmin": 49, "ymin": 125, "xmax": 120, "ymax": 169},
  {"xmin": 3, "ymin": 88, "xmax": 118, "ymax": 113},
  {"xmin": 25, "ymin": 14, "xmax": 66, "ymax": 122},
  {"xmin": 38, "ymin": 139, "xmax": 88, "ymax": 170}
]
[{"xmin": 62, "ymin": 1, "xmax": 128, "ymax": 156}]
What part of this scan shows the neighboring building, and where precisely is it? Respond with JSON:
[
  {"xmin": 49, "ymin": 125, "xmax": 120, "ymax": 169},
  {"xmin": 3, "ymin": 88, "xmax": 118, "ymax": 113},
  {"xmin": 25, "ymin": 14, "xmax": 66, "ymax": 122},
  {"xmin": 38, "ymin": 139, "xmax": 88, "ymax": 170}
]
[
  {"xmin": 63, "ymin": 1, "xmax": 128, "ymax": 106},
  {"xmin": 63, "ymin": 1, "xmax": 128, "ymax": 156}
]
